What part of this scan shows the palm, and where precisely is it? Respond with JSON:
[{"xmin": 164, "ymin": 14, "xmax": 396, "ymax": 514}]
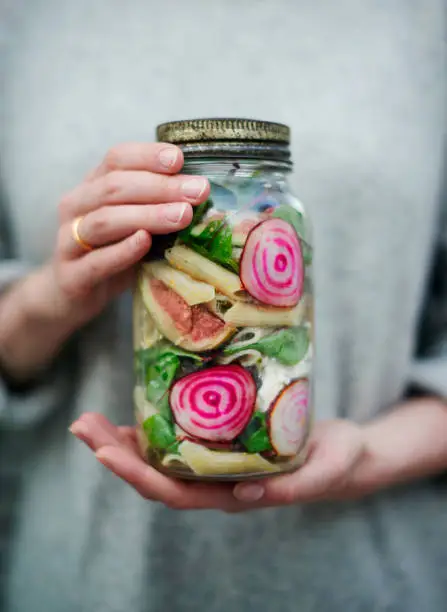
[{"xmin": 71, "ymin": 414, "xmax": 366, "ymax": 511}]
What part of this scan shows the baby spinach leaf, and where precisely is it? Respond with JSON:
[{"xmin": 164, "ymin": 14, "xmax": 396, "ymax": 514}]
[
  {"xmin": 238, "ymin": 412, "xmax": 272, "ymax": 453},
  {"xmin": 224, "ymin": 327, "xmax": 309, "ymax": 366},
  {"xmin": 137, "ymin": 341, "xmax": 203, "ymax": 369},
  {"xmin": 145, "ymin": 353, "xmax": 179, "ymax": 419},
  {"xmin": 143, "ymin": 414, "xmax": 177, "ymax": 451}
]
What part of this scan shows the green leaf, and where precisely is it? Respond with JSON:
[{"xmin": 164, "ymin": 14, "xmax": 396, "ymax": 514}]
[
  {"xmin": 145, "ymin": 353, "xmax": 179, "ymax": 419},
  {"xmin": 178, "ymin": 199, "xmax": 212, "ymax": 242},
  {"xmin": 238, "ymin": 412, "xmax": 272, "ymax": 453},
  {"xmin": 136, "ymin": 341, "xmax": 203, "ymax": 378},
  {"xmin": 272, "ymin": 205, "xmax": 306, "ymax": 240},
  {"xmin": 209, "ymin": 222, "xmax": 232, "ymax": 259},
  {"xmin": 272, "ymin": 205, "xmax": 313, "ymax": 265},
  {"xmin": 224, "ymin": 327, "xmax": 309, "ymax": 366},
  {"xmin": 193, "ymin": 219, "xmax": 224, "ymax": 244},
  {"xmin": 180, "ymin": 218, "xmax": 240, "ymax": 274},
  {"xmin": 143, "ymin": 414, "xmax": 177, "ymax": 451}
]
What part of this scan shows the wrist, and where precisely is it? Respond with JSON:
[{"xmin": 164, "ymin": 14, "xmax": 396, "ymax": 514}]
[
  {"xmin": 349, "ymin": 425, "xmax": 390, "ymax": 496},
  {"xmin": 0, "ymin": 264, "xmax": 80, "ymax": 381},
  {"xmin": 20, "ymin": 263, "xmax": 81, "ymax": 335}
]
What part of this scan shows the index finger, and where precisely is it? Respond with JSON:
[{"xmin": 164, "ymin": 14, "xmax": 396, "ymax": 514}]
[
  {"xmin": 95, "ymin": 444, "xmax": 240, "ymax": 511},
  {"xmin": 87, "ymin": 142, "xmax": 184, "ymax": 181}
]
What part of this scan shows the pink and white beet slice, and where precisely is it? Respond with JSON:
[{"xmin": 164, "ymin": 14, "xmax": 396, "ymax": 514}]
[
  {"xmin": 240, "ymin": 218, "xmax": 304, "ymax": 307},
  {"xmin": 268, "ymin": 378, "xmax": 310, "ymax": 456},
  {"xmin": 170, "ymin": 365, "xmax": 256, "ymax": 442}
]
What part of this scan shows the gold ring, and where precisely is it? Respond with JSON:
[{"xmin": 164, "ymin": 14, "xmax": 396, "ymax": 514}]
[{"xmin": 72, "ymin": 216, "xmax": 93, "ymax": 252}]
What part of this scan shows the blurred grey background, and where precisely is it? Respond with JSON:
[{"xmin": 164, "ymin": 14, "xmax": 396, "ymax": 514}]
[{"xmin": 0, "ymin": 1, "xmax": 446, "ymax": 610}]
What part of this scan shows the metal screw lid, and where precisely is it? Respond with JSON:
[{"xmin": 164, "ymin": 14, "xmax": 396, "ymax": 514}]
[{"xmin": 156, "ymin": 118, "xmax": 290, "ymax": 144}]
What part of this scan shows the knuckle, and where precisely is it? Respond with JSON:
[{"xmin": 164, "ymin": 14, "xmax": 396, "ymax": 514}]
[
  {"xmin": 103, "ymin": 146, "xmax": 125, "ymax": 171},
  {"xmin": 102, "ymin": 171, "xmax": 125, "ymax": 202},
  {"xmin": 88, "ymin": 210, "xmax": 110, "ymax": 236}
]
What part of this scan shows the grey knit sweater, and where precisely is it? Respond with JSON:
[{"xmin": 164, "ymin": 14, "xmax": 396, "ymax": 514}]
[{"xmin": 1, "ymin": 2, "xmax": 447, "ymax": 611}]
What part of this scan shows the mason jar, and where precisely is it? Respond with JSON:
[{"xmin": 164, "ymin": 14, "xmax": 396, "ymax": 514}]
[{"xmin": 133, "ymin": 118, "xmax": 314, "ymax": 481}]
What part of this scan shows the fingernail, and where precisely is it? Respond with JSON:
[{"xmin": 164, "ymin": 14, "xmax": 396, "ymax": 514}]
[
  {"xmin": 69, "ymin": 421, "xmax": 89, "ymax": 438},
  {"xmin": 233, "ymin": 483, "xmax": 265, "ymax": 502},
  {"xmin": 159, "ymin": 147, "xmax": 179, "ymax": 169},
  {"xmin": 166, "ymin": 203, "xmax": 188, "ymax": 224},
  {"xmin": 181, "ymin": 178, "xmax": 207, "ymax": 200}
]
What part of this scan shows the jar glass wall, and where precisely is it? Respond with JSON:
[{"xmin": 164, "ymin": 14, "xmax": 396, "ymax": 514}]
[{"xmin": 133, "ymin": 120, "xmax": 314, "ymax": 481}]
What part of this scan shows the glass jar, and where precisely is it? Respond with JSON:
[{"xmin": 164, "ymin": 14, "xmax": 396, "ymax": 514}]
[{"xmin": 133, "ymin": 119, "xmax": 314, "ymax": 481}]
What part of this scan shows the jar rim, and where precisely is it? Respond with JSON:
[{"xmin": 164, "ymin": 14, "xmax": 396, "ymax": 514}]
[{"xmin": 156, "ymin": 118, "xmax": 290, "ymax": 145}]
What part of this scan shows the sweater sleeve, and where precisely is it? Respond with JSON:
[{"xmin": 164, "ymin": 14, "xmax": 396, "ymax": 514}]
[
  {"xmin": 408, "ymin": 203, "xmax": 447, "ymax": 399},
  {"xmin": 0, "ymin": 199, "xmax": 73, "ymax": 429}
]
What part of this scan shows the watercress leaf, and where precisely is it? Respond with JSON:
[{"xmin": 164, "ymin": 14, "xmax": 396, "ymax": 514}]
[
  {"xmin": 143, "ymin": 414, "xmax": 177, "ymax": 450},
  {"xmin": 238, "ymin": 411, "xmax": 272, "ymax": 453}
]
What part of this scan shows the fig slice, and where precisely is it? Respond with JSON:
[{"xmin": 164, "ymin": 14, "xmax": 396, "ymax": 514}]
[
  {"xmin": 268, "ymin": 378, "xmax": 310, "ymax": 456},
  {"xmin": 140, "ymin": 275, "xmax": 234, "ymax": 352}
]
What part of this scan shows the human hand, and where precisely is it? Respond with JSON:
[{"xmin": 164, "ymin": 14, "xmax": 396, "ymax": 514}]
[
  {"xmin": 70, "ymin": 412, "xmax": 243, "ymax": 511},
  {"xmin": 70, "ymin": 415, "xmax": 368, "ymax": 512},
  {"xmin": 50, "ymin": 142, "xmax": 210, "ymax": 328},
  {"xmin": 232, "ymin": 420, "xmax": 367, "ymax": 507}
]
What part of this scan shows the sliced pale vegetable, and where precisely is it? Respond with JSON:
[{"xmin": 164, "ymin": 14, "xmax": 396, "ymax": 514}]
[
  {"xmin": 143, "ymin": 261, "xmax": 215, "ymax": 306},
  {"xmin": 178, "ymin": 440, "xmax": 279, "ymax": 475},
  {"xmin": 240, "ymin": 218, "xmax": 304, "ymax": 307},
  {"xmin": 219, "ymin": 349, "xmax": 263, "ymax": 367},
  {"xmin": 166, "ymin": 245, "xmax": 243, "ymax": 299},
  {"xmin": 170, "ymin": 365, "xmax": 256, "ymax": 442},
  {"xmin": 140, "ymin": 276, "xmax": 234, "ymax": 351},
  {"xmin": 268, "ymin": 378, "xmax": 310, "ymax": 456},
  {"xmin": 223, "ymin": 300, "xmax": 306, "ymax": 328},
  {"xmin": 133, "ymin": 286, "xmax": 162, "ymax": 350}
]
